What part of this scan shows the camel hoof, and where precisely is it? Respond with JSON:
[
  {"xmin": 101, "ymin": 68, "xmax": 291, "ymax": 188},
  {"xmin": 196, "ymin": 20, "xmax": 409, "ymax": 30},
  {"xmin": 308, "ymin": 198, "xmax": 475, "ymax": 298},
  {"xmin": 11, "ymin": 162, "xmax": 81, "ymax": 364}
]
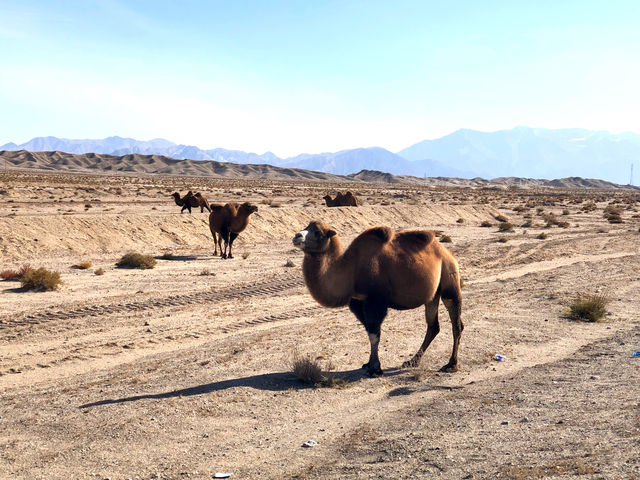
[
  {"xmin": 402, "ymin": 358, "xmax": 420, "ymax": 369},
  {"xmin": 221, "ymin": 254, "xmax": 227, "ymax": 259},
  {"xmin": 228, "ymin": 254, "xmax": 234, "ymax": 259},
  {"xmin": 439, "ymin": 363, "xmax": 458, "ymax": 373},
  {"xmin": 362, "ymin": 362, "xmax": 383, "ymax": 377}
]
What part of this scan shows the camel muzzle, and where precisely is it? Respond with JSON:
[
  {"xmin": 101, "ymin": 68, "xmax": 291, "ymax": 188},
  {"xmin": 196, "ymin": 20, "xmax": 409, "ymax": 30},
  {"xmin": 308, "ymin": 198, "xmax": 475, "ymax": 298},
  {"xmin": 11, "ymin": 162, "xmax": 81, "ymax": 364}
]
[{"xmin": 292, "ymin": 231, "xmax": 307, "ymax": 248}]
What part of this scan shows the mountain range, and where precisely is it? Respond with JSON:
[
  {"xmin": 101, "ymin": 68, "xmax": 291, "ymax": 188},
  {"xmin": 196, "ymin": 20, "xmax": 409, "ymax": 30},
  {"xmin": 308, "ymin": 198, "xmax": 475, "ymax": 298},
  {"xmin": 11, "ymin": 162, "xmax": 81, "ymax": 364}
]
[{"xmin": 2, "ymin": 127, "xmax": 639, "ymax": 184}]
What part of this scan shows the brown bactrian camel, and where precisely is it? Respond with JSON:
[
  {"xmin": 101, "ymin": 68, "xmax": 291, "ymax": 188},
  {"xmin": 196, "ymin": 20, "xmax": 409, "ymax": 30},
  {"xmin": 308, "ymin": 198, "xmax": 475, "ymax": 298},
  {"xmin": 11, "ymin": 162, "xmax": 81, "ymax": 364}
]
[
  {"xmin": 209, "ymin": 202, "xmax": 258, "ymax": 259},
  {"xmin": 292, "ymin": 220, "xmax": 462, "ymax": 377},
  {"xmin": 171, "ymin": 191, "xmax": 211, "ymax": 213},
  {"xmin": 323, "ymin": 191, "xmax": 358, "ymax": 207}
]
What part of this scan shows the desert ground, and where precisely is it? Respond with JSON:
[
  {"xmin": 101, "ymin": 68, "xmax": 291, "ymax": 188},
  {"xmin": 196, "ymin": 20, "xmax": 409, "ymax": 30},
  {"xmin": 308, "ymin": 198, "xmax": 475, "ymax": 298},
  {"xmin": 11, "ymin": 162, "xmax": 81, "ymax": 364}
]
[{"xmin": 1, "ymin": 169, "xmax": 639, "ymax": 480}]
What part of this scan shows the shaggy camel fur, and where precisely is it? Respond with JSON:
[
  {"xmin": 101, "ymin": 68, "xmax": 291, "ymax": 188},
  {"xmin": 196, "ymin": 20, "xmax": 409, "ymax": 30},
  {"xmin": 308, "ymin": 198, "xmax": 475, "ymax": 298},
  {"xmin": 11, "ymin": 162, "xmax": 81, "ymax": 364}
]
[
  {"xmin": 209, "ymin": 202, "xmax": 258, "ymax": 259},
  {"xmin": 323, "ymin": 191, "xmax": 358, "ymax": 207},
  {"xmin": 171, "ymin": 191, "xmax": 211, "ymax": 213},
  {"xmin": 293, "ymin": 220, "xmax": 463, "ymax": 377}
]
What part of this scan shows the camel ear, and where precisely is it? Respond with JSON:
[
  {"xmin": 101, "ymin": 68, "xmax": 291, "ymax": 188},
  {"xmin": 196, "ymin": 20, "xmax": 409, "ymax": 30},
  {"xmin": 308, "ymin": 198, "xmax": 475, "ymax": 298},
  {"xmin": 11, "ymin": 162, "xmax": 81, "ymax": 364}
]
[{"xmin": 327, "ymin": 229, "xmax": 337, "ymax": 238}]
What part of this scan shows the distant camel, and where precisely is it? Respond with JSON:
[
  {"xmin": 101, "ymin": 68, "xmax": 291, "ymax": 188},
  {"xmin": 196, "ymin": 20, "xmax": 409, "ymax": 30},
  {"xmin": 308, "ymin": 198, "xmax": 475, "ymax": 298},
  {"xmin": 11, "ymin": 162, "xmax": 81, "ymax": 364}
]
[
  {"xmin": 171, "ymin": 191, "xmax": 211, "ymax": 213},
  {"xmin": 293, "ymin": 220, "xmax": 463, "ymax": 377},
  {"xmin": 209, "ymin": 202, "xmax": 259, "ymax": 258},
  {"xmin": 323, "ymin": 191, "xmax": 358, "ymax": 207}
]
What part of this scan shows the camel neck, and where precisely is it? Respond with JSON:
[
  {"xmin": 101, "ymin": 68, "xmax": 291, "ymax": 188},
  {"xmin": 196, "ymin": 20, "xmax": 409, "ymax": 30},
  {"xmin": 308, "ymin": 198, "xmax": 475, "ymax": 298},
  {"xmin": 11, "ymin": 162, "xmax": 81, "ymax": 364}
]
[{"xmin": 302, "ymin": 237, "xmax": 352, "ymax": 308}]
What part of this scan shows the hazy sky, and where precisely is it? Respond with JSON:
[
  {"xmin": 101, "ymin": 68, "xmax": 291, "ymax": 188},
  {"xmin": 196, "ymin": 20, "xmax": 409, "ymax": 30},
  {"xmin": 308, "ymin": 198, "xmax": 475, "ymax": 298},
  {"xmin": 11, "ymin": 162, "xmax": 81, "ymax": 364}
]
[{"xmin": 1, "ymin": 0, "xmax": 639, "ymax": 157}]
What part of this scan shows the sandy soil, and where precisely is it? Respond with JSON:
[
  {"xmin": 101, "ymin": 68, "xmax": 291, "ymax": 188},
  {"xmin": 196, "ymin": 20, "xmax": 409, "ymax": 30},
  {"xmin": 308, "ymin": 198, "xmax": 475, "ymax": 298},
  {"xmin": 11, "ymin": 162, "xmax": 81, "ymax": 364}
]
[{"xmin": 1, "ymin": 170, "xmax": 639, "ymax": 480}]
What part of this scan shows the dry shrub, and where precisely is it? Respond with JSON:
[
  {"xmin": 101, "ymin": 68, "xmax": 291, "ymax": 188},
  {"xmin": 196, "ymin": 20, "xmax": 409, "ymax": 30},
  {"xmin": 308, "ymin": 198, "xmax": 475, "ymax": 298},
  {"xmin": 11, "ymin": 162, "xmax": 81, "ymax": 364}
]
[
  {"xmin": 160, "ymin": 252, "xmax": 174, "ymax": 260},
  {"xmin": 497, "ymin": 237, "xmax": 509, "ymax": 243},
  {"xmin": 439, "ymin": 234, "xmax": 452, "ymax": 243},
  {"xmin": 568, "ymin": 293, "xmax": 609, "ymax": 322},
  {"xmin": 242, "ymin": 252, "xmax": 250, "ymax": 259},
  {"xmin": 284, "ymin": 259, "xmax": 295, "ymax": 267},
  {"xmin": 480, "ymin": 220, "xmax": 493, "ymax": 227},
  {"xmin": 495, "ymin": 214, "xmax": 509, "ymax": 222},
  {"xmin": 94, "ymin": 268, "xmax": 105, "ymax": 276},
  {"xmin": 456, "ymin": 218, "xmax": 464, "ymax": 223},
  {"xmin": 562, "ymin": 208, "xmax": 570, "ymax": 215},
  {"xmin": 536, "ymin": 232, "xmax": 548, "ymax": 240},
  {"xmin": 73, "ymin": 261, "xmax": 92, "ymax": 269},
  {"xmin": 20, "ymin": 268, "xmax": 61, "ymax": 291},
  {"xmin": 1, "ymin": 269, "xmax": 20, "ymax": 281},
  {"xmin": 498, "ymin": 222, "xmax": 514, "ymax": 232},
  {"xmin": 292, "ymin": 354, "xmax": 348, "ymax": 388},
  {"xmin": 116, "ymin": 252, "xmax": 157, "ymax": 269}
]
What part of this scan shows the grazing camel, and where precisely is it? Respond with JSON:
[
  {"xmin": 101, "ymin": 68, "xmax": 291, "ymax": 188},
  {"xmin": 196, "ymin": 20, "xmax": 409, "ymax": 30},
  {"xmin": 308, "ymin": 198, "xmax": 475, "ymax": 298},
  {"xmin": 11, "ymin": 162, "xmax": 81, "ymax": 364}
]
[
  {"xmin": 292, "ymin": 220, "xmax": 462, "ymax": 377},
  {"xmin": 171, "ymin": 191, "xmax": 211, "ymax": 213},
  {"xmin": 323, "ymin": 191, "xmax": 358, "ymax": 207},
  {"xmin": 209, "ymin": 202, "xmax": 258, "ymax": 259}
]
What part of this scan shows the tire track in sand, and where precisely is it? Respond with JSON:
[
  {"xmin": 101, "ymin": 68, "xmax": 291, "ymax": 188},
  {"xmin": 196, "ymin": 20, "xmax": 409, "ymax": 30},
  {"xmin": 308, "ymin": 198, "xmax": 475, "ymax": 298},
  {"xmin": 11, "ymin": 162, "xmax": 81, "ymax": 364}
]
[{"xmin": 0, "ymin": 272, "xmax": 305, "ymax": 332}]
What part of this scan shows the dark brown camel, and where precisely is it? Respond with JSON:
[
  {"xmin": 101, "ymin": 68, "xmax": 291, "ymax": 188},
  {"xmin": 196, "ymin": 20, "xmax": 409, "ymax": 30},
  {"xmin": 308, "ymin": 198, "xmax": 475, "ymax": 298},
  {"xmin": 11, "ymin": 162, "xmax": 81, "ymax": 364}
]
[
  {"xmin": 171, "ymin": 191, "xmax": 211, "ymax": 213},
  {"xmin": 209, "ymin": 202, "xmax": 258, "ymax": 258},
  {"xmin": 323, "ymin": 191, "xmax": 358, "ymax": 207},
  {"xmin": 292, "ymin": 220, "xmax": 462, "ymax": 377}
]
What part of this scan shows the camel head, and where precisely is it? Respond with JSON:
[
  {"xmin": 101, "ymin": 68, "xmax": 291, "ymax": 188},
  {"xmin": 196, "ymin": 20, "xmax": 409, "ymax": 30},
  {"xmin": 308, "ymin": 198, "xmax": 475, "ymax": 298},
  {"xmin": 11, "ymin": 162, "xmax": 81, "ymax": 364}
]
[
  {"xmin": 322, "ymin": 195, "xmax": 332, "ymax": 201},
  {"xmin": 239, "ymin": 202, "xmax": 258, "ymax": 215},
  {"xmin": 171, "ymin": 192, "xmax": 180, "ymax": 199},
  {"xmin": 293, "ymin": 221, "xmax": 337, "ymax": 253}
]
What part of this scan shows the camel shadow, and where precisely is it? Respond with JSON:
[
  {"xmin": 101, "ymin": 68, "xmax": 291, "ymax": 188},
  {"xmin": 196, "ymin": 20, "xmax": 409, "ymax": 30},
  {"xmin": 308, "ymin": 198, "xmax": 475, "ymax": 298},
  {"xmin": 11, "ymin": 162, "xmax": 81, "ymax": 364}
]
[
  {"xmin": 155, "ymin": 255, "xmax": 199, "ymax": 262},
  {"xmin": 79, "ymin": 367, "xmax": 403, "ymax": 409}
]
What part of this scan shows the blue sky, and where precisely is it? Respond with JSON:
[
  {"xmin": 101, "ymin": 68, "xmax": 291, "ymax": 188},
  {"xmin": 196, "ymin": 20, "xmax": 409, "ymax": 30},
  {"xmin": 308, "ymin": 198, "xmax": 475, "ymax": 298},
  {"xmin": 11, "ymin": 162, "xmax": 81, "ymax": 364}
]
[{"xmin": 1, "ymin": 0, "xmax": 639, "ymax": 156}]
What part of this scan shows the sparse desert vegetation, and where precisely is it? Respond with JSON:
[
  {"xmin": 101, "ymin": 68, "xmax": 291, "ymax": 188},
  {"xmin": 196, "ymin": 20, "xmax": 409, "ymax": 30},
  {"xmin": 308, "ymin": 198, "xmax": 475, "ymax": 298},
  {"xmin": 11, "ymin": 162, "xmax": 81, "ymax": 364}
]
[
  {"xmin": 116, "ymin": 252, "xmax": 157, "ymax": 269},
  {"xmin": 0, "ymin": 169, "xmax": 638, "ymax": 479},
  {"xmin": 19, "ymin": 267, "xmax": 62, "ymax": 291},
  {"xmin": 568, "ymin": 293, "xmax": 609, "ymax": 322}
]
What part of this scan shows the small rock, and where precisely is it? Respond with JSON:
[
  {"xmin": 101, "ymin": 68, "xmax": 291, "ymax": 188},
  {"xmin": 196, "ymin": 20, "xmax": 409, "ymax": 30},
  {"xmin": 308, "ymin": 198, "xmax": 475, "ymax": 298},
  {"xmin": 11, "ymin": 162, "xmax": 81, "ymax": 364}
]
[
  {"xmin": 501, "ymin": 421, "xmax": 509, "ymax": 425},
  {"xmin": 302, "ymin": 440, "xmax": 317, "ymax": 448},
  {"xmin": 520, "ymin": 417, "xmax": 529, "ymax": 423}
]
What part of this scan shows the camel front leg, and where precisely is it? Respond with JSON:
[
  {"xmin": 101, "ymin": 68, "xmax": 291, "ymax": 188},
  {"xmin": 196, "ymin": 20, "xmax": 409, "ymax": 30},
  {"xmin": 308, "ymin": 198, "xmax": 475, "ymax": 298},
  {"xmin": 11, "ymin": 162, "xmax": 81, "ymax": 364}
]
[
  {"xmin": 220, "ymin": 226, "xmax": 230, "ymax": 259},
  {"xmin": 349, "ymin": 297, "xmax": 388, "ymax": 377},
  {"xmin": 402, "ymin": 294, "xmax": 440, "ymax": 369},
  {"xmin": 227, "ymin": 232, "xmax": 239, "ymax": 259}
]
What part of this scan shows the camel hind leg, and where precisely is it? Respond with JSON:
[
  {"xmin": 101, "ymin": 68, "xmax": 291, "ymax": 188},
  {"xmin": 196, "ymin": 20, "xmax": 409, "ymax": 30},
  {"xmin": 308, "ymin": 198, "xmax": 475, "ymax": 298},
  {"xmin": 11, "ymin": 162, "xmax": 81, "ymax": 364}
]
[
  {"xmin": 440, "ymin": 295, "xmax": 463, "ymax": 373},
  {"xmin": 402, "ymin": 293, "xmax": 440, "ymax": 369},
  {"xmin": 211, "ymin": 231, "xmax": 218, "ymax": 256}
]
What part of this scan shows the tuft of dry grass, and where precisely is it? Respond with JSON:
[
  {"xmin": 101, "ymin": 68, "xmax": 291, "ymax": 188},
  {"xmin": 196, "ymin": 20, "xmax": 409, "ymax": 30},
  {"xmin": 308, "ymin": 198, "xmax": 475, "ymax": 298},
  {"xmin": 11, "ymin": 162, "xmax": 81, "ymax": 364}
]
[
  {"xmin": 536, "ymin": 232, "xmax": 548, "ymax": 240},
  {"xmin": 242, "ymin": 252, "xmax": 250, "ymax": 259},
  {"xmin": 495, "ymin": 214, "xmax": 509, "ymax": 223},
  {"xmin": 497, "ymin": 237, "xmax": 509, "ymax": 243},
  {"xmin": 94, "ymin": 268, "xmax": 105, "ymax": 276},
  {"xmin": 284, "ymin": 259, "xmax": 295, "ymax": 267},
  {"xmin": 567, "ymin": 293, "xmax": 609, "ymax": 322},
  {"xmin": 116, "ymin": 252, "xmax": 157, "ymax": 269},
  {"xmin": 1, "ymin": 269, "xmax": 21, "ymax": 281},
  {"xmin": 73, "ymin": 261, "xmax": 92, "ymax": 269},
  {"xmin": 160, "ymin": 252, "xmax": 174, "ymax": 260},
  {"xmin": 498, "ymin": 222, "xmax": 514, "ymax": 232},
  {"xmin": 439, "ymin": 234, "xmax": 452, "ymax": 243},
  {"xmin": 3, "ymin": 265, "xmax": 36, "ymax": 281},
  {"xmin": 456, "ymin": 218, "xmax": 464, "ymax": 223},
  {"xmin": 292, "ymin": 354, "xmax": 348, "ymax": 388},
  {"xmin": 20, "ymin": 268, "xmax": 62, "ymax": 291},
  {"xmin": 480, "ymin": 220, "xmax": 493, "ymax": 227}
]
